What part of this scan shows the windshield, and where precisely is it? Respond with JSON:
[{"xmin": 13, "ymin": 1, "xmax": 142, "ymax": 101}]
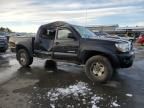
[{"xmin": 73, "ymin": 25, "xmax": 96, "ymax": 38}]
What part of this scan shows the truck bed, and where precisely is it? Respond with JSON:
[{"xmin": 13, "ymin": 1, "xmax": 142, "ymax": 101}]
[{"xmin": 9, "ymin": 36, "xmax": 35, "ymax": 52}]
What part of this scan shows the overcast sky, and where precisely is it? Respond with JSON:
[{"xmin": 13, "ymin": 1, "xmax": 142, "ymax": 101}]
[{"xmin": 0, "ymin": 0, "xmax": 144, "ymax": 33}]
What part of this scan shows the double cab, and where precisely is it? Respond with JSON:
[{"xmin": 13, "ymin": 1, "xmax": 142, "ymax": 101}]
[{"xmin": 15, "ymin": 21, "xmax": 135, "ymax": 83}]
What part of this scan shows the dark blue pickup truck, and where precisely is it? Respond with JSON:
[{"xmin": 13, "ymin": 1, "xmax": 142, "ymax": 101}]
[
  {"xmin": 15, "ymin": 21, "xmax": 135, "ymax": 83},
  {"xmin": 0, "ymin": 32, "xmax": 8, "ymax": 52}
]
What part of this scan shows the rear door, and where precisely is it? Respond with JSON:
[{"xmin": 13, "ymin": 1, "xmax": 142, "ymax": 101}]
[
  {"xmin": 34, "ymin": 28, "xmax": 56, "ymax": 57},
  {"xmin": 53, "ymin": 27, "xmax": 79, "ymax": 62}
]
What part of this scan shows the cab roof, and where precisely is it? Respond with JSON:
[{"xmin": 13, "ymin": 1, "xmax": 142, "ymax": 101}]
[{"xmin": 40, "ymin": 21, "xmax": 72, "ymax": 30}]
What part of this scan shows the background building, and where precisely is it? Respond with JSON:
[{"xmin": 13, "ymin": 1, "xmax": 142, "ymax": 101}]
[
  {"xmin": 87, "ymin": 25, "xmax": 119, "ymax": 33},
  {"xmin": 87, "ymin": 25, "xmax": 144, "ymax": 37}
]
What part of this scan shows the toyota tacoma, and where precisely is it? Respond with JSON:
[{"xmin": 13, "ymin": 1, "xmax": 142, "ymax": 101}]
[{"xmin": 15, "ymin": 21, "xmax": 135, "ymax": 83}]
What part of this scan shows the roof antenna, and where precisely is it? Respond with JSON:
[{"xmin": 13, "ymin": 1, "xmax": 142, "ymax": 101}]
[
  {"xmin": 84, "ymin": 6, "xmax": 88, "ymax": 38},
  {"xmin": 85, "ymin": 6, "xmax": 88, "ymax": 27}
]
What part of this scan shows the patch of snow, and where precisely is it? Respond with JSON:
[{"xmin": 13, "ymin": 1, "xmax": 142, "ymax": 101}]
[
  {"xmin": 47, "ymin": 82, "xmax": 90, "ymax": 101},
  {"xmin": 33, "ymin": 86, "xmax": 37, "ymax": 89},
  {"xmin": 67, "ymin": 105, "xmax": 71, "ymax": 108},
  {"xmin": 50, "ymin": 104, "xmax": 55, "ymax": 108},
  {"xmin": 82, "ymin": 98, "xmax": 87, "ymax": 104},
  {"xmin": 92, "ymin": 104, "xmax": 99, "ymax": 108},
  {"xmin": 126, "ymin": 93, "xmax": 133, "ymax": 97},
  {"xmin": 111, "ymin": 101, "xmax": 120, "ymax": 107},
  {"xmin": 91, "ymin": 95, "xmax": 103, "ymax": 108},
  {"xmin": 47, "ymin": 81, "xmax": 104, "ymax": 107}
]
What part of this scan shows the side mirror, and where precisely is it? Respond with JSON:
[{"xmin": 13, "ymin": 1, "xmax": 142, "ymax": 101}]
[{"xmin": 68, "ymin": 33, "xmax": 76, "ymax": 40}]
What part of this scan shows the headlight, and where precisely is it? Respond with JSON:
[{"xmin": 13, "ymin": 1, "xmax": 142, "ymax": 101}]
[{"xmin": 115, "ymin": 42, "xmax": 131, "ymax": 52}]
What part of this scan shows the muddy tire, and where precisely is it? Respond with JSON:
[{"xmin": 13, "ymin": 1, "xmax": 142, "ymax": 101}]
[
  {"xmin": 85, "ymin": 55, "xmax": 113, "ymax": 83},
  {"xmin": 17, "ymin": 49, "xmax": 33, "ymax": 67}
]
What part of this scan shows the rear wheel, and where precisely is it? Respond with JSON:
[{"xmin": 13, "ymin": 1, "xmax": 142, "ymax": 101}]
[
  {"xmin": 85, "ymin": 55, "xmax": 113, "ymax": 83},
  {"xmin": 17, "ymin": 49, "xmax": 33, "ymax": 67}
]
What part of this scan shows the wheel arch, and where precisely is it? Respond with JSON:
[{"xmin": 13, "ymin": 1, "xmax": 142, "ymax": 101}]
[
  {"xmin": 82, "ymin": 50, "xmax": 118, "ymax": 68},
  {"xmin": 16, "ymin": 44, "xmax": 33, "ymax": 60}
]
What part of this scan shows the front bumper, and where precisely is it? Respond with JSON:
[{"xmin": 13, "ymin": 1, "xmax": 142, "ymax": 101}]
[{"xmin": 116, "ymin": 51, "xmax": 135, "ymax": 68}]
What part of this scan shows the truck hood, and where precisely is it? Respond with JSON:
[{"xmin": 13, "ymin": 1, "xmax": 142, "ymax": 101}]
[{"xmin": 86, "ymin": 36, "xmax": 128, "ymax": 43}]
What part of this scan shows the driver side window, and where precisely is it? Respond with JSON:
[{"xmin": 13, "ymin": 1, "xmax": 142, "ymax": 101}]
[{"xmin": 57, "ymin": 28, "xmax": 72, "ymax": 40}]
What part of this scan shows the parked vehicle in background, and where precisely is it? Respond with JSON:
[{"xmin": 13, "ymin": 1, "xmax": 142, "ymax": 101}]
[
  {"xmin": 137, "ymin": 33, "xmax": 144, "ymax": 45},
  {"xmin": 0, "ymin": 32, "xmax": 8, "ymax": 52},
  {"xmin": 15, "ymin": 21, "xmax": 135, "ymax": 83}
]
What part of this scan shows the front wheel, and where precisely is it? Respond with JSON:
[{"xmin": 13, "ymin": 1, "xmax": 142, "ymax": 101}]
[
  {"xmin": 85, "ymin": 55, "xmax": 113, "ymax": 83},
  {"xmin": 17, "ymin": 49, "xmax": 33, "ymax": 67}
]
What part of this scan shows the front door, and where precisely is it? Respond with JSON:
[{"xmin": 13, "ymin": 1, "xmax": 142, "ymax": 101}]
[{"xmin": 53, "ymin": 27, "xmax": 79, "ymax": 62}]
